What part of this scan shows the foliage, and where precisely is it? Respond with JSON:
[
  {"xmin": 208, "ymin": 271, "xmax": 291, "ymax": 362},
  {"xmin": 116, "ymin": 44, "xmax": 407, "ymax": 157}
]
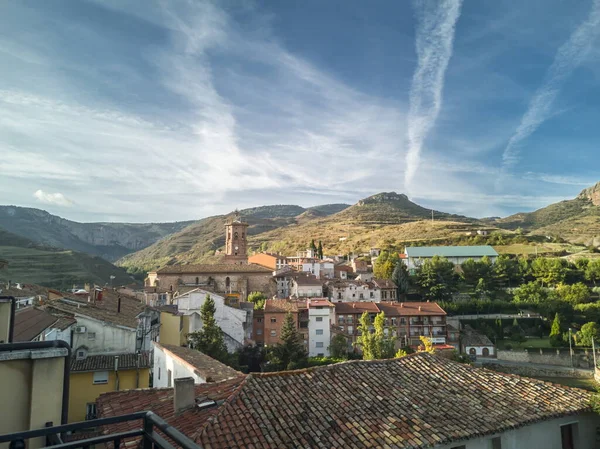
[
  {"xmin": 307, "ymin": 356, "xmax": 346, "ymax": 367},
  {"xmin": 391, "ymin": 262, "xmax": 409, "ymax": 298},
  {"xmin": 317, "ymin": 240, "xmax": 323, "ymax": 259},
  {"xmin": 416, "ymin": 255, "xmax": 458, "ymax": 301},
  {"xmin": 585, "ymin": 259, "xmax": 600, "ymax": 285},
  {"xmin": 329, "ymin": 334, "xmax": 350, "ymax": 359},
  {"xmin": 555, "ymin": 282, "xmax": 591, "ymax": 304},
  {"xmin": 577, "ymin": 322, "xmax": 600, "ymax": 347},
  {"xmin": 492, "ymin": 255, "xmax": 523, "ymax": 288},
  {"xmin": 356, "ymin": 311, "xmax": 395, "ymax": 360},
  {"xmin": 531, "ymin": 257, "xmax": 567, "ymax": 286},
  {"xmin": 419, "ymin": 336, "xmax": 435, "ymax": 354},
  {"xmin": 395, "ymin": 348, "xmax": 408, "ymax": 358},
  {"xmin": 188, "ymin": 295, "xmax": 228, "ymax": 363},
  {"xmin": 550, "ymin": 313, "xmax": 562, "ymax": 347},
  {"xmin": 247, "ymin": 291, "xmax": 267, "ymax": 310},
  {"xmin": 266, "ymin": 312, "xmax": 308, "ymax": 371},
  {"xmin": 513, "ymin": 281, "xmax": 546, "ymax": 304},
  {"xmin": 461, "ymin": 257, "xmax": 493, "ymax": 290},
  {"xmin": 234, "ymin": 345, "xmax": 265, "ymax": 373},
  {"xmin": 310, "ymin": 239, "xmax": 317, "ymax": 254},
  {"xmin": 373, "ymin": 250, "xmax": 400, "ymax": 279}
]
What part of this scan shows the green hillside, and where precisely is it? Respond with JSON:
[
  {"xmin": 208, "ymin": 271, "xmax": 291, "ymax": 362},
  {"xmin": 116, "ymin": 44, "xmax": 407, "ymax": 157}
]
[{"xmin": 0, "ymin": 229, "xmax": 134, "ymax": 289}]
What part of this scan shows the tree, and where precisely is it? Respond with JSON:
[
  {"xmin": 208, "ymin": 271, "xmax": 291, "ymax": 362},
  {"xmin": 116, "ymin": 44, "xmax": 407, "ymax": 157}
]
[
  {"xmin": 492, "ymin": 255, "xmax": 521, "ymax": 288},
  {"xmin": 329, "ymin": 334, "xmax": 349, "ymax": 359},
  {"xmin": 585, "ymin": 259, "xmax": 600, "ymax": 286},
  {"xmin": 394, "ymin": 348, "xmax": 408, "ymax": 358},
  {"xmin": 234, "ymin": 345, "xmax": 265, "ymax": 373},
  {"xmin": 416, "ymin": 256, "xmax": 458, "ymax": 301},
  {"xmin": 317, "ymin": 241, "xmax": 323, "ymax": 259},
  {"xmin": 532, "ymin": 258, "xmax": 566, "ymax": 287},
  {"xmin": 419, "ymin": 336, "xmax": 435, "ymax": 354},
  {"xmin": 310, "ymin": 239, "xmax": 317, "ymax": 254},
  {"xmin": 374, "ymin": 251, "xmax": 400, "ymax": 279},
  {"xmin": 577, "ymin": 322, "xmax": 600, "ymax": 347},
  {"xmin": 550, "ymin": 313, "xmax": 562, "ymax": 347},
  {"xmin": 356, "ymin": 311, "xmax": 395, "ymax": 360},
  {"xmin": 247, "ymin": 291, "xmax": 267, "ymax": 310},
  {"xmin": 391, "ymin": 262, "xmax": 409, "ymax": 300},
  {"xmin": 555, "ymin": 282, "xmax": 590, "ymax": 304},
  {"xmin": 513, "ymin": 281, "xmax": 546, "ymax": 304},
  {"xmin": 267, "ymin": 312, "xmax": 307, "ymax": 370},
  {"xmin": 188, "ymin": 295, "xmax": 228, "ymax": 362}
]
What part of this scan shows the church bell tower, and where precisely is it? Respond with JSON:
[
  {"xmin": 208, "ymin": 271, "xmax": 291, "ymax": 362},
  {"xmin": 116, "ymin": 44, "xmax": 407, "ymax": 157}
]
[{"xmin": 223, "ymin": 211, "xmax": 249, "ymax": 264}]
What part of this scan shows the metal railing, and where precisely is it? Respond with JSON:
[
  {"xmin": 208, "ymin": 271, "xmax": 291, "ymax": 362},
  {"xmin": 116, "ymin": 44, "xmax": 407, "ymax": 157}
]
[{"xmin": 0, "ymin": 411, "xmax": 202, "ymax": 449}]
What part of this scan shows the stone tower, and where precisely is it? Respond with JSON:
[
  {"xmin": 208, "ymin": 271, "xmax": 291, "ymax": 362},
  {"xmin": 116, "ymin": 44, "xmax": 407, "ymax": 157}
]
[{"xmin": 223, "ymin": 211, "xmax": 249, "ymax": 264}]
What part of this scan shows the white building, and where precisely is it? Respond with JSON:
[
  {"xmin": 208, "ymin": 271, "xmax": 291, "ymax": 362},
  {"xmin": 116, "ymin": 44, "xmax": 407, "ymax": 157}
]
[
  {"xmin": 327, "ymin": 280, "xmax": 380, "ymax": 302},
  {"xmin": 173, "ymin": 288, "xmax": 253, "ymax": 352},
  {"xmin": 153, "ymin": 342, "xmax": 240, "ymax": 388},
  {"xmin": 461, "ymin": 326, "xmax": 496, "ymax": 358},
  {"xmin": 404, "ymin": 245, "xmax": 499, "ymax": 271},
  {"xmin": 290, "ymin": 274, "xmax": 324, "ymax": 298},
  {"xmin": 307, "ymin": 299, "xmax": 335, "ymax": 357},
  {"xmin": 273, "ymin": 268, "xmax": 295, "ymax": 298},
  {"xmin": 300, "ymin": 261, "xmax": 334, "ymax": 279}
]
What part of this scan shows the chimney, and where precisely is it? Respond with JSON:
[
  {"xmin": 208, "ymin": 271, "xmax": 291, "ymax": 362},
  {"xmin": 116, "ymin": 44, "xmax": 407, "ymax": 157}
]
[
  {"xmin": 352, "ymin": 304, "xmax": 355, "ymax": 308},
  {"xmin": 117, "ymin": 295, "xmax": 121, "ymax": 313},
  {"xmin": 114, "ymin": 355, "xmax": 119, "ymax": 372},
  {"xmin": 174, "ymin": 377, "xmax": 195, "ymax": 414},
  {"xmin": 418, "ymin": 306, "xmax": 422, "ymax": 311},
  {"xmin": 400, "ymin": 303, "xmax": 403, "ymax": 308}
]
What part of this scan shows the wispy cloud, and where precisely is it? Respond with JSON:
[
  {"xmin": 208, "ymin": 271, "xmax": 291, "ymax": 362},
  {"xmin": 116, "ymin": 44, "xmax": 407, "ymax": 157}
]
[
  {"xmin": 501, "ymin": 0, "xmax": 600, "ymax": 169},
  {"xmin": 34, "ymin": 190, "xmax": 74, "ymax": 207},
  {"xmin": 404, "ymin": 0, "xmax": 463, "ymax": 190}
]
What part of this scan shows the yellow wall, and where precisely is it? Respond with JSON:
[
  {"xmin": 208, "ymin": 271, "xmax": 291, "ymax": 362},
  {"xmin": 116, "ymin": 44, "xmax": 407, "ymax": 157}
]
[
  {"xmin": 68, "ymin": 368, "xmax": 150, "ymax": 423},
  {"xmin": 0, "ymin": 301, "xmax": 11, "ymax": 343},
  {"xmin": 159, "ymin": 312, "xmax": 188, "ymax": 346}
]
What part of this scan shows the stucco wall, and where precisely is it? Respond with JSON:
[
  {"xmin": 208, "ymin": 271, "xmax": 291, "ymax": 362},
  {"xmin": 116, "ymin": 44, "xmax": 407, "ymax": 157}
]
[
  {"xmin": 159, "ymin": 312, "xmax": 186, "ymax": 347},
  {"xmin": 482, "ymin": 362, "xmax": 594, "ymax": 379},
  {"xmin": 308, "ymin": 307, "xmax": 334, "ymax": 357},
  {"xmin": 69, "ymin": 368, "xmax": 150, "ymax": 422},
  {"xmin": 153, "ymin": 344, "xmax": 204, "ymax": 388},
  {"xmin": 465, "ymin": 345, "xmax": 495, "ymax": 357},
  {"xmin": 435, "ymin": 413, "xmax": 599, "ymax": 449},
  {"xmin": 71, "ymin": 316, "xmax": 137, "ymax": 354},
  {"xmin": 497, "ymin": 348, "xmax": 595, "ymax": 368},
  {"xmin": 45, "ymin": 326, "xmax": 73, "ymax": 346}
]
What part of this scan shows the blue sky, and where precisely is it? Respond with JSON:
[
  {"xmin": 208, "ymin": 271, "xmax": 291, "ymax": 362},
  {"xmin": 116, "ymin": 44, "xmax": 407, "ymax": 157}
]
[{"xmin": 1, "ymin": 0, "xmax": 600, "ymax": 222}]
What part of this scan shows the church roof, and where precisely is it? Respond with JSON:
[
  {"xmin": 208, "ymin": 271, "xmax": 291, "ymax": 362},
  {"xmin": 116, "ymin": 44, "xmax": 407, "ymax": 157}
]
[{"xmin": 155, "ymin": 264, "xmax": 272, "ymax": 274}]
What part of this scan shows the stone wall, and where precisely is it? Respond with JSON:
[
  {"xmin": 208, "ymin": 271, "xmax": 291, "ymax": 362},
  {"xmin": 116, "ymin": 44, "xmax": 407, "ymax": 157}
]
[
  {"xmin": 482, "ymin": 362, "xmax": 594, "ymax": 379},
  {"xmin": 497, "ymin": 348, "xmax": 596, "ymax": 369}
]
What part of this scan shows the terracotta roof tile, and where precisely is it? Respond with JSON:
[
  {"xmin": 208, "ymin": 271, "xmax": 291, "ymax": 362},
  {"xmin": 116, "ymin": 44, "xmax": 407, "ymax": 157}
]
[
  {"xmin": 71, "ymin": 352, "xmax": 151, "ymax": 372},
  {"xmin": 13, "ymin": 307, "xmax": 58, "ymax": 342},
  {"xmin": 155, "ymin": 343, "xmax": 242, "ymax": 382},
  {"xmin": 333, "ymin": 302, "xmax": 380, "ymax": 314},
  {"xmin": 155, "ymin": 264, "xmax": 271, "ymax": 274},
  {"xmin": 371, "ymin": 278, "xmax": 397, "ymax": 289},
  {"xmin": 264, "ymin": 299, "xmax": 302, "ymax": 313}
]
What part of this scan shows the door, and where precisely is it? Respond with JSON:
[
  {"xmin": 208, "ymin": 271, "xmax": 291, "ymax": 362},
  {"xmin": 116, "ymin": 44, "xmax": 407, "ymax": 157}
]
[
  {"xmin": 482, "ymin": 347, "xmax": 490, "ymax": 357},
  {"xmin": 561, "ymin": 424, "xmax": 574, "ymax": 449}
]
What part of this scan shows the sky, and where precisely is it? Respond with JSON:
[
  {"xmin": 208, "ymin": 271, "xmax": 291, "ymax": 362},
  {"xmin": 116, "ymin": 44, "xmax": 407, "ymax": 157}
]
[{"xmin": 1, "ymin": 0, "xmax": 600, "ymax": 223}]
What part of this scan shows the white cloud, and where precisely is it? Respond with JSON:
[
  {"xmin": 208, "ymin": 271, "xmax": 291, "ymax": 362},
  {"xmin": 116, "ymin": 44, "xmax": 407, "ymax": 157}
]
[
  {"xmin": 33, "ymin": 190, "xmax": 74, "ymax": 207},
  {"xmin": 501, "ymin": 0, "xmax": 600, "ymax": 169},
  {"xmin": 404, "ymin": 0, "xmax": 463, "ymax": 191}
]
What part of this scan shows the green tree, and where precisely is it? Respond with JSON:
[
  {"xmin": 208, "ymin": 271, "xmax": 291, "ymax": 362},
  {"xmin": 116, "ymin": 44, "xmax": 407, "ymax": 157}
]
[
  {"xmin": 247, "ymin": 291, "xmax": 267, "ymax": 310},
  {"xmin": 317, "ymin": 240, "xmax": 323, "ymax": 259},
  {"xmin": 555, "ymin": 282, "xmax": 590, "ymax": 304},
  {"xmin": 267, "ymin": 312, "xmax": 307, "ymax": 370},
  {"xmin": 585, "ymin": 259, "xmax": 600, "ymax": 286},
  {"xmin": 532, "ymin": 258, "xmax": 566, "ymax": 287},
  {"xmin": 374, "ymin": 251, "xmax": 400, "ymax": 279},
  {"xmin": 550, "ymin": 313, "xmax": 562, "ymax": 347},
  {"xmin": 419, "ymin": 336, "xmax": 435, "ymax": 354},
  {"xmin": 416, "ymin": 256, "xmax": 458, "ymax": 301},
  {"xmin": 394, "ymin": 348, "xmax": 408, "ymax": 358},
  {"xmin": 391, "ymin": 262, "xmax": 409, "ymax": 300},
  {"xmin": 188, "ymin": 295, "xmax": 228, "ymax": 362},
  {"xmin": 461, "ymin": 258, "xmax": 483, "ymax": 289},
  {"xmin": 310, "ymin": 239, "xmax": 317, "ymax": 254},
  {"xmin": 513, "ymin": 281, "xmax": 546, "ymax": 304},
  {"xmin": 575, "ymin": 258, "xmax": 590, "ymax": 270},
  {"xmin": 492, "ymin": 255, "xmax": 521, "ymax": 288},
  {"xmin": 329, "ymin": 334, "xmax": 349, "ymax": 359},
  {"xmin": 576, "ymin": 322, "xmax": 600, "ymax": 347},
  {"xmin": 356, "ymin": 311, "xmax": 395, "ymax": 360}
]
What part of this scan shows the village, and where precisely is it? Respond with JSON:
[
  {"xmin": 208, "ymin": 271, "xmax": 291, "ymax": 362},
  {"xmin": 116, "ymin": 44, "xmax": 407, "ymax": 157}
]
[{"xmin": 2, "ymin": 215, "xmax": 600, "ymax": 448}]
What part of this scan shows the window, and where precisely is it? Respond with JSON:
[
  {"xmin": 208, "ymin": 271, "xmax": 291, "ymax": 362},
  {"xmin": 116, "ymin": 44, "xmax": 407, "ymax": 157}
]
[
  {"xmin": 87, "ymin": 332, "xmax": 96, "ymax": 340},
  {"xmin": 179, "ymin": 317, "xmax": 184, "ymax": 331},
  {"xmin": 86, "ymin": 403, "xmax": 97, "ymax": 420},
  {"xmin": 257, "ymin": 329, "xmax": 263, "ymax": 335},
  {"xmin": 347, "ymin": 316, "xmax": 353, "ymax": 324},
  {"xmin": 93, "ymin": 371, "xmax": 109, "ymax": 385},
  {"xmin": 370, "ymin": 292, "xmax": 374, "ymax": 298},
  {"xmin": 352, "ymin": 293, "xmax": 355, "ymax": 298},
  {"xmin": 340, "ymin": 326, "xmax": 345, "ymax": 332},
  {"xmin": 195, "ymin": 277, "xmax": 199, "ymax": 285},
  {"xmin": 491, "ymin": 437, "xmax": 502, "ymax": 449},
  {"xmin": 561, "ymin": 423, "xmax": 578, "ymax": 449},
  {"xmin": 316, "ymin": 329, "xmax": 324, "ymax": 335},
  {"xmin": 158, "ymin": 367, "xmax": 161, "ymax": 380},
  {"xmin": 347, "ymin": 326, "xmax": 353, "ymax": 334},
  {"xmin": 316, "ymin": 317, "xmax": 323, "ymax": 322},
  {"xmin": 271, "ymin": 317, "xmax": 277, "ymax": 323},
  {"xmin": 257, "ymin": 318, "xmax": 263, "ymax": 323},
  {"xmin": 337, "ymin": 292, "xmax": 342, "ymax": 299},
  {"xmin": 317, "ymin": 353, "xmax": 324, "ymax": 357},
  {"xmin": 315, "ymin": 342, "xmax": 324, "ymax": 348},
  {"xmin": 270, "ymin": 330, "xmax": 276, "ymax": 337},
  {"xmin": 226, "ymin": 277, "xmax": 230, "ymax": 288},
  {"xmin": 168, "ymin": 369, "xmax": 172, "ymax": 387}
]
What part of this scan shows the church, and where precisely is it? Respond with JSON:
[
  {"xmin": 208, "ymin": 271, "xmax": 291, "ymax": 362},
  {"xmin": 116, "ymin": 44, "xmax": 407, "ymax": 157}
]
[{"xmin": 145, "ymin": 215, "xmax": 275, "ymax": 301}]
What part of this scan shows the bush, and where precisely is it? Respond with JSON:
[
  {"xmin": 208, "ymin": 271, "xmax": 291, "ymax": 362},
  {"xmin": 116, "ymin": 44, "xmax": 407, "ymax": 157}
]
[
  {"xmin": 307, "ymin": 356, "xmax": 346, "ymax": 367},
  {"xmin": 503, "ymin": 343, "xmax": 513, "ymax": 350}
]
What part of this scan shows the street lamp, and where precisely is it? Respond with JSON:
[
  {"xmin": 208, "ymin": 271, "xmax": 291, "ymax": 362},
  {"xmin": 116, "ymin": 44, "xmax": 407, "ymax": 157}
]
[{"xmin": 568, "ymin": 328, "xmax": 573, "ymax": 369}]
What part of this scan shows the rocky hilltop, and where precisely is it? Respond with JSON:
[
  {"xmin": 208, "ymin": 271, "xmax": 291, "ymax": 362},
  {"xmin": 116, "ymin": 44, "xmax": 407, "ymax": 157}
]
[{"xmin": 578, "ymin": 182, "xmax": 600, "ymax": 206}]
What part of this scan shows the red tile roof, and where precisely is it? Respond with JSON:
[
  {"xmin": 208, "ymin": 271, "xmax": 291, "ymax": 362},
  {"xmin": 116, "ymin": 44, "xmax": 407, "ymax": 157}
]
[
  {"xmin": 13, "ymin": 307, "xmax": 58, "ymax": 342},
  {"xmin": 71, "ymin": 352, "xmax": 151, "ymax": 372},
  {"xmin": 334, "ymin": 302, "xmax": 380, "ymax": 314},
  {"xmin": 155, "ymin": 264, "xmax": 271, "ymax": 274},
  {"xmin": 294, "ymin": 273, "xmax": 324, "ymax": 286},
  {"xmin": 371, "ymin": 278, "xmax": 397, "ymax": 289},
  {"xmin": 307, "ymin": 298, "xmax": 334, "ymax": 308},
  {"xmin": 336, "ymin": 301, "xmax": 446, "ymax": 317},
  {"xmin": 98, "ymin": 353, "xmax": 593, "ymax": 449},
  {"xmin": 264, "ymin": 299, "xmax": 301, "ymax": 313}
]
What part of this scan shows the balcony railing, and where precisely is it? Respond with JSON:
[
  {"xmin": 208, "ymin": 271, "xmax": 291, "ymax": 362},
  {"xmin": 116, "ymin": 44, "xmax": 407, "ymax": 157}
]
[{"xmin": 0, "ymin": 411, "xmax": 202, "ymax": 449}]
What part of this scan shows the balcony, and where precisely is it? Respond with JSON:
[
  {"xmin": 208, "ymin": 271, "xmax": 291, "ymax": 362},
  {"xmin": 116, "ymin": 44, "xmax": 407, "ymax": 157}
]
[{"xmin": 0, "ymin": 411, "xmax": 202, "ymax": 449}]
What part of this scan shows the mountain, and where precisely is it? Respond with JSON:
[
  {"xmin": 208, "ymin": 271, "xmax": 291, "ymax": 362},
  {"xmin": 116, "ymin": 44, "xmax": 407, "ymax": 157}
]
[
  {"xmin": 117, "ymin": 203, "xmax": 351, "ymax": 272},
  {"xmin": 493, "ymin": 182, "xmax": 600, "ymax": 245},
  {"xmin": 119, "ymin": 193, "xmax": 488, "ymax": 271},
  {"xmin": 0, "ymin": 206, "xmax": 193, "ymax": 261},
  {"xmin": 0, "ymin": 228, "xmax": 135, "ymax": 289}
]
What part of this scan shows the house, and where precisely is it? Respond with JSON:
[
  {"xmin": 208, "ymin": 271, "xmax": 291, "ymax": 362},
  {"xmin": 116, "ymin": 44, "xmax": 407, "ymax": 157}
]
[
  {"xmin": 371, "ymin": 278, "xmax": 397, "ymax": 301},
  {"xmin": 336, "ymin": 301, "xmax": 447, "ymax": 347},
  {"xmin": 248, "ymin": 252, "xmax": 288, "ymax": 270},
  {"xmin": 97, "ymin": 353, "xmax": 599, "ymax": 449},
  {"xmin": 263, "ymin": 299, "xmax": 307, "ymax": 347},
  {"xmin": 286, "ymin": 249, "xmax": 319, "ymax": 270},
  {"xmin": 152, "ymin": 342, "xmax": 241, "ymax": 388},
  {"xmin": 404, "ymin": 245, "xmax": 499, "ymax": 271},
  {"xmin": 351, "ymin": 258, "xmax": 369, "ymax": 273},
  {"xmin": 300, "ymin": 261, "xmax": 334, "ymax": 279},
  {"xmin": 307, "ymin": 299, "xmax": 335, "ymax": 357},
  {"xmin": 12, "ymin": 307, "xmax": 59, "ymax": 342},
  {"xmin": 290, "ymin": 273, "xmax": 324, "ymax": 298},
  {"xmin": 334, "ymin": 263, "xmax": 352, "ymax": 279},
  {"xmin": 69, "ymin": 351, "xmax": 151, "ymax": 422},
  {"xmin": 253, "ymin": 309, "xmax": 265, "ymax": 345},
  {"xmin": 44, "ymin": 316, "xmax": 77, "ymax": 346},
  {"xmin": 273, "ymin": 267, "xmax": 295, "ymax": 298},
  {"xmin": 461, "ymin": 325, "xmax": 496, "ymax": 357},
  {"xmin": 326, "ymin": 279, "xmax": 379, "ymax": 302},
  {"xmin": 46, "ymin": 290, "xmax": 160, "ymax": 355}
]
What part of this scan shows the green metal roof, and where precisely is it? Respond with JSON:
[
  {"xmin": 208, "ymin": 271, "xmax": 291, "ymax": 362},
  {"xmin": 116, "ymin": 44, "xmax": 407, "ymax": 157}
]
[{"xmin": 405, "ymin": 246, "xmax": 498, "ymax": 258}]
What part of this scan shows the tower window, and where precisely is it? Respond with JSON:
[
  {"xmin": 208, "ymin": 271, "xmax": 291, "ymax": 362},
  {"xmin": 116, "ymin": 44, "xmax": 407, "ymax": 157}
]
[
  {"xmin": 226, "ymin": 277, "xmax": 230, "ymax": 289},
  {"xmin": 234, "ymin": 232, "xmax": 238, "ymax": 240}
]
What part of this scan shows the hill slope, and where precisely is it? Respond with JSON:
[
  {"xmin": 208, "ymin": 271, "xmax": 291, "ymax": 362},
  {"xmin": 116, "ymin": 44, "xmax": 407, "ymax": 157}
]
[
  {"xmin": 0, "ymin": 206, "xmax": 193, "ymax": 262},
  {"xmin": 0, "ymin": 229, "xmax": 135, "ymax": 289},
  {"xmin": 119, "ymin": 193, "xmax": 488, "ymax": 271},
  {"xmin": 494, "ymin": 182, "xmax": 600, "ymax": 245}
]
